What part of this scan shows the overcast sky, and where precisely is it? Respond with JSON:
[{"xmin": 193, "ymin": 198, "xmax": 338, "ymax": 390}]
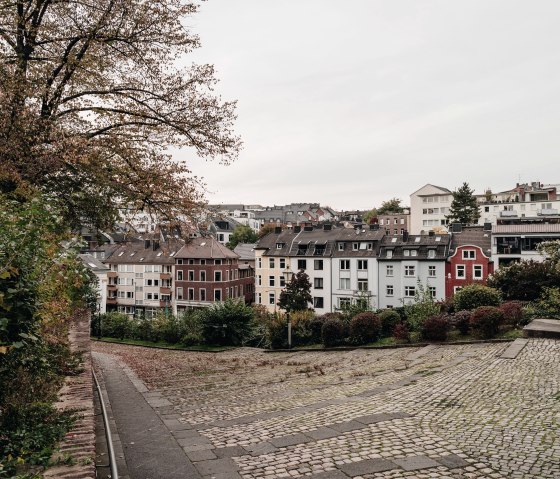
[{"xmin": 177, "ymin": 0, "xmax": 560, "ymax": 211}]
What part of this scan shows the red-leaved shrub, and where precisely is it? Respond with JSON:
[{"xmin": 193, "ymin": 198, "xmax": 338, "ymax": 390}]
[{"xmin": 470, "ymin": 306, "xmax": 503, "ymax": 339}]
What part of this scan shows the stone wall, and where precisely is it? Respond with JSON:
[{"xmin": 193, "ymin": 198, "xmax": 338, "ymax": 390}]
[{"xmin": 44, "ymin": 311, "xmax": 96, "ymax": 479}]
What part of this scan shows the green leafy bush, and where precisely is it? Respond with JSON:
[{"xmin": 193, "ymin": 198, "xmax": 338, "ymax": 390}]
[
  {"xmin": 100, "ymin": 312, "xmax": 131, "ymax": 340},
  {"xmin": 453, "ymin": 284, "xmax": 501, "ymax": 311},
  {"xmin": 321, "ymin": 318, "xmax": 346, "ymax": 347},
  {"xmin": 534, "ymin": 287, "xmax": 560, "ymax": 319},
  {"xmin": 470, "ymin": 306, "xmax": 503, "ymax": 339},
  {"xmin": 421, "ymin": 315, "xmax": 450, "ymax": 341},
  {"xmin": 452, "ymin": 310, "xmax": 472, "ymax": 335},
  {"xmin": 488, "ymin": 260, "xmax": 560, "ymax": 301},
  {"xmin": 378, "ymin": 309, "xmax": 401, "ymax": 337},
  {"xmin": 199, "ymin": 299, "xmax": 254, "ymax": 346},
  {"xmin": 178, "ymin": 310, "xmax": 204, "ymax": 346},
  {"xmin": 403, "ymin": 282, "xmax": 440, "ymax": 332},
  {"xmin": 349, "ymin": 312, "xmax": 381, "ymax": 345}
]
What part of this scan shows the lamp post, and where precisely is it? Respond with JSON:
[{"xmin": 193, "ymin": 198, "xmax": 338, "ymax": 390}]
[{"xmin": 282, "ymin": 265, "xmax": 294, "ymax": 349}]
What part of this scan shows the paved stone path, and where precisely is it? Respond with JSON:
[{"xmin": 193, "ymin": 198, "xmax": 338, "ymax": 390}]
[{"xmin": 93, "ymin": 339, "xmax": 560, "ymax": 479}]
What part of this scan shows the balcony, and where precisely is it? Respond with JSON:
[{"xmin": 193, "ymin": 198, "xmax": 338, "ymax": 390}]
[
  {"xmin": 499, "ymin": 211, "xmax": 518, "ymax": 217},
  {"xmin": 497, "ymin": 245, "xmax": 521, "ymax": 255},
  {"xmin": 160, "ymin": 273, "xmax": 172, "ymax": 280},
  {"xmin": 107, "ymin": 271, "xmax": 118, "ymax": 278},
  {"xmin": 107, "ymin": 284, "xmax": 117, "ymax": 290},
  {"xmin": 537, "ymin": 209, "xmax": 559, "ymax": 216},
  {"xmin": 106, "ymin": 297, "xmax": 117, "ymax": 304},
  {"xmin": 160, "ymin": 287, "xmax": 171, "ymax": 294}
]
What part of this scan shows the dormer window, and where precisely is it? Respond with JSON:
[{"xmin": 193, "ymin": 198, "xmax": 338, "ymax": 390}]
[
  {"xmin": 338, "ymin": 243, "xmax": 344, "ymax": 251},
  {"xmin": 276, "ymin": 243, "xmax": 284, "ymax": 249},
  {"xmin": 387, "ymin": 250, "xmax": 393, "ymax": 259},
  {"xmin": 352, "ymin": 242, "xmax": 359, "ymax": 251}
]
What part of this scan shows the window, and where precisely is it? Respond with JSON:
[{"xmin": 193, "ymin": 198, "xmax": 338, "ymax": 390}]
[
  {"xmin": 269, "ymin": 258, "xmax": 275, "ymax": 268},
  {"xmin": 379, "ymin": 219, "xmax": 384, "ymax": 225},
  {"xmin": 386, "ymin": 285, "xmax": 394, "ymax": 296},
  {"xmin": 269, "ymin": 276, "xmax": 275, "ymax": 287},
  {"xmin": 187, "ymin": 259, "xmax": 195, "ymax": 265},
  {"xmin": 357, "ymin": 260, "xmax": 368, "ymax": 270},
  {"xmin": 338, "ymin": 243, "xmax": 344, "ymax": 251},
  {"xmin": 279, "ymin": 258, "xmax": 286, "ymax": 269},
  {"xmin": 386, "ymin": 265, "xmax": 394, "ymax": 276},
  {"xmin": 276, "ymin": 243, "xmax": 283, "ymax": 249},
  {"xmin": 338, "ymin": 297, "xmax": 351, "ymax": 308},
  {"xmin": 428, "ymin": 249, "xmax": 436, "ymax": 259},
  {"xmin": 314, "ymin": 259, "xmax": 324, "ymax": 270},
  {"xmin": 297, "ymin": 259, "xmax": 307, "ymax": 270},
  {"xmin": 200, "ymin": 289, "xmax": 206, "ymax": 301},
  {"xmin": 386, "ymin": 250, "xmax": 393, "ymax": 259},
  {"xmin": 256, "ymin": 292, "xmax": 261, "ymax": 304},
  {"xmin": 280, "ymin": 276, "xmax": 286, "ymax": 287},
  {"xmin": 214, "ymin": 289, "xmax": 222, "ymax": 301},
  {"xmin": 268, "ymin": 292, "xmax": 275, "ymax": 305},
  {"xmin": 429, "ymin": 287, "xmax": 436, "ymax": 298},
  {"xmin": 462, "ymin": 250, "xmax": 476, "ymax": 260},
  {"xmin": 313, "ymin": 297, "xmax": 324, "ymax": 308},
  {"xmin": 314, "ymin": 278, "xmax": 323, "ymax": 289},
  {"xmin": 404, "ymin": 249, "xmax": 410, "ymax": 257},
  {"xmin": 257, "ymin": 275, "xmax": 262, "ymax": 286},
  {"xmin": 188, "ymin": 270, "xmax": 194, "ymax": 281},
  {"xmin": 215, "ymin": 271, "xmax": 222, "ymax": 282},
  {"xmin": 428, "ymin": 266, "xmax": 436, "ymax": 277},
  {"xmin": 176, "ymin": 270, "xmax": 183, "ymax": 281},
  {"xmin": 144, "ymin": 279, "xmax": 159, "ymax": 286},
  {"xmin": 214, "ymin": 259, "xmax": 222, "ymax": 265},
  {"xmin": 473, "ymin": 265, "xmax": 483, "ymax": 279},
  {"xmin": 405, "ymin": 265, "xmax": 415, "ymax": 277},
  {"xmin": 352, "ymin": 242, "xmax": 359, "ymax": 251},
  {"xmin": 257, "ymin": 257, "xmax": 262, "ymax": 268},
  {"xmin": 145, "ymin": 292, "xmax": 159, "ymax": 300},
  {"xmin": 340, "ymin": 278, "xmax": 350, "ymax": 290},
  {"xmin": 357, "ymin": 280, "xmax": 368, "ymax": 292},
  {"xmin": 411, "ymin": 250, "xmax": 418, "ymax": 257},
  {"xmin": 176, "ymin": 287, "xmax": 183, "ymax": 300},
  {"xmin": 456, "ymin": 265, "xmax": 466, "ymax": 279},
  {"xmin": 400, "ymin": 218, "xmax": 405, "ymax": 224},
  {"xmin": 453, "ymin": 286, "xmax": 463, "ymax": 294},
  {"xmin": 404, "ymin": 286, "xmax": 416, "ymax": 297},
  {"xmin": 200, "ymin": 271, "xmax": 206, "ymax": 281},
  {"xmin": 340, "ymin": 260, "xmax": 350, "ymax": 270}
]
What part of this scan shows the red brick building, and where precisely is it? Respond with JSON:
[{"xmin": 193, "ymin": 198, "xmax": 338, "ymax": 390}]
[
  {"xmin": 174, "ymin": 237, "xmax": 253, "ymax": 311},
  {"xmin": 446, "ymin": 226, "xmax": 494, "ymax": 297}
]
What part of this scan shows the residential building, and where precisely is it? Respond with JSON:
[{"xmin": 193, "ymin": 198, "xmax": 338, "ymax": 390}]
[
  {"xmin": 377, "ymin": 233, "xmax": 450, "ymax": 308},
  {"xmin": 409, "ymin": 184, "xmax": 453, "ymax": 234},
  {"xmin": 376, "ymin": 210, "xmax": 411, "ymax": 236},
  {"xmin": 445, "ymin": 226, "xmax": 493, "ymax": 296},
  {"xmin": 208, "ymin": 218, "xmax": 243, "ymax": 245},
  {"xmin": 174, "ymin": 237, "xmax": 249, "ymax": 312},
  {"xmin": 491, "ymin": 223, "xmax": 560, "ymax": 268},
  {"xmin": 79, "ymin": 254, "xmax": 110, "ymax": 314},
  {"xmin": 233, "ymin": 243, "xmax": 257, "ymax": 303},
  {"xmin": 104, "ymin": 238, "xmax": 180, "ymax": 318}
]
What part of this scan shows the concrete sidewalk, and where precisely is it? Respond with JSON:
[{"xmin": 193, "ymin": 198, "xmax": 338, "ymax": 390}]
[{"xmin": 94, "ymin": 352, "xmax": 202, "ymax": 479}]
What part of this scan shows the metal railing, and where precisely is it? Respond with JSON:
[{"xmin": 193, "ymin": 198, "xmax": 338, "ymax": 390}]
[{"xmin": 93, "ymin": 370, "xmax": 119, "ymax": 479}]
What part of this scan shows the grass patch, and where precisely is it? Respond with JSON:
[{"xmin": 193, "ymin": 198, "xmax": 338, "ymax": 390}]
[{"xmin": 94, "ymin": 337, "xmax": 233, "ymax": 352}]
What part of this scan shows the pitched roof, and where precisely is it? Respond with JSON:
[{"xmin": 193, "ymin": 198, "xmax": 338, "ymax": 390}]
[
  {"xmin": 233, "ymin": 243, "xmax": 256, "ymax": 260},
  {"xmin": 78, "ymin": 254, "xmax": 110, "ymax": 272},
  {"xmin": 104, "ymin": 239, "xmax": 183, "ymax": 264},
  {"xmin": 449, "ymin": 226, "xmax": 491, "ymax": 257},
  {"xmin": 175, "ymin": 236, "xmax": 238, "ymax": 259},
  {"xmin": 378, "ymin": 234, "xmax": 451, "ymax": 260}
]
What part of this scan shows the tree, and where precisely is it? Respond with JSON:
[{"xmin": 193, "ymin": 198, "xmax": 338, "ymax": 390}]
[
  {"xmin": 278, "ymin": 269, "xmax": 313, "ymax": 312},
  {"xmin": 377, "ymin": 198, "xmax": 404, "ymax": 215},
  {"xmin": 446, "ymin": 182, "xmax": 480, "ymax": 225},
  {"xmin": 227, "ymin": 225, "xmax": 258, "ymax": 250},
  {"xmin": 363, "ymin": 208, "xmax": 378, "ymax": 224},
  {"xmin": 0, "ymin": 1, "xmax": 240, "ymax": 228},
  {"xmin": 258, "ymin": 223, "xmax": 277, "ymax": 238}
]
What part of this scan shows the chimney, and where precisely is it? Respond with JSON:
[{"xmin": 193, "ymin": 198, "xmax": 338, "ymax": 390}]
[
  {"xmin": 304, "ymin": 225, "xmax": 313, "ymax": 232},
  {"xmin": 294, "ymin": 225, "xmax": 301, "ymax": 233},
  {"xmin": 483, "ymin": 222, "xmax": 492, "ymax": 231},
  {"xmin": 274, "ymin": 226, "xmax": 282, "ymax": 234},
  {"xmin": 323, "ymin": 224, "xmax": 332, "ymax": 231},
  {"xmin": 402, "ymin": 230, "xmax": 409, "ymax": 242},
  {"xmin": 152, "ymin": 240, "xmax": 160, "ymax": 250},
  {"xmin": 369, "ymin": 224, "xmax": 379, "ymax": 231},
  {"xmin": 428, "ymin": 230, "xmax": 435, "ymax": 237},
  {"xmin": 144, "ymin": 239, "xmax": 151, "ymax": 249}
]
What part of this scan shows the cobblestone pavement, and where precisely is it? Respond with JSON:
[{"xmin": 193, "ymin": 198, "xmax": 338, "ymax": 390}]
[{"xmin": 92, "ymin": 340, "xmax": 560, "ymax": 479}]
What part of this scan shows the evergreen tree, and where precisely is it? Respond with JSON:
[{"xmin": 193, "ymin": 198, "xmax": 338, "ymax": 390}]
[
  {"xmin": 446, "ymin": 182, "xmax": 480, "ymax": 225},
  {"xmin": 227, "ymin": 225, "xmax": 258, "ymax": 249},
  {"xmin": 277, "ymin": 270, "xmax": 313, "ymax": 312}
]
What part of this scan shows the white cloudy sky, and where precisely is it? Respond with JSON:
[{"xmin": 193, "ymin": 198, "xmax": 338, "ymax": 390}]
[{"xmin": 177, "ymin": 0, "xmax": 560, "ymax": 210}]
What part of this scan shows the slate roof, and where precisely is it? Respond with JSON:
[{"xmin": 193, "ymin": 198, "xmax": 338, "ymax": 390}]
[
  {"xmin": 255, "ymin": 226, "xmax": 385, "ymax": 258},
  {"xmin": 233, "ymin": 243, "xmax": 256, "ymax": 261},
  {"xmin": 378, "ymin": 234, "xmax": 450, "ymax": 260},
  {"xmin": 105, "ymin": 239, "xmax": 183, "ymax": 264},
  {"xmin": 78, "ymin": 254, "xmax": 110, "ymax": 272},
  {"xmin": 449, "ymin": 226, "xmax": 492, "ymax": 257},
  {"xmin": 175, "ymin": 236, "xmax": 238, "ymax": 260}
]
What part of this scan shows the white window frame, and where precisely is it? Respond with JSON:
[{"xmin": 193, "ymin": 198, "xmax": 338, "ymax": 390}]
[
  {"xmin": 404, "ymin": 286, "xmax": 416, "ymax": 297},
  {"xmin": 386, "ymin": 265, "xmax": 394, "ymax": 276},
  {"xmin": 473, "ymin": 264, "xmax": 483, "ymax": 279},
  {"xmin": 386, "ymin": 285, "xmax": 394, "ymax": 296},
  {"xmin": 462, "ymin": 250, "xmax": 476, "ymax": 260},
  {"xmin": 456, "ymin": 265, "xmax": 466, "ymax": 279},
  {"xmin": 428, "ymin": 265, "xmax": 436, "ymax": 277},
  {"xmin": 404, "ymin": 265, "xmax": 415, "ymax": 277}
]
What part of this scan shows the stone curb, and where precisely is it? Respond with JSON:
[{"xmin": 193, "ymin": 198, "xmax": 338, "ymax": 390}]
[{"xmin": 92, "ymin": 338, "xmax": 231, "ymax": 353}]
